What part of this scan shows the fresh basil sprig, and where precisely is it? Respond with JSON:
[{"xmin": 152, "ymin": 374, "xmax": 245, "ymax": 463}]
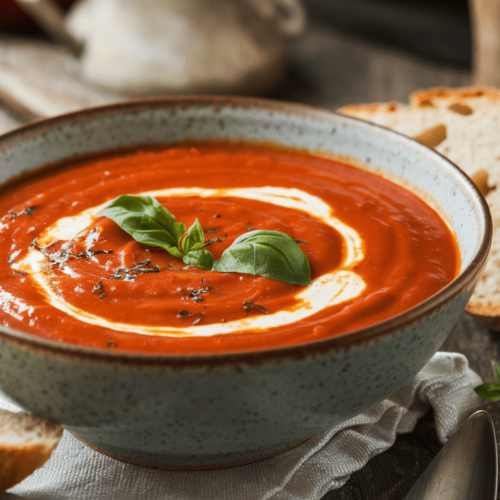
[
  {"xmin": 99, "ymin": 195, "xmax": 212, "ymax": 266},
  {"xmin": 98, "ymin": 195, "xmax": 310, "ymax": 285},
  {"xmin": 475, "ymin": 360, "xmax": 500, "ymax": 402}
]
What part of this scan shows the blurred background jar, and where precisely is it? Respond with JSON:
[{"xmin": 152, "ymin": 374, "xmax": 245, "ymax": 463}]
[
  {"xmin": 66, "ymin": 0, "xmax": 305, "ymax": 96},
  {"xmin": 1, "ymin": 0, "xmax": 306, "ymax": 96}
]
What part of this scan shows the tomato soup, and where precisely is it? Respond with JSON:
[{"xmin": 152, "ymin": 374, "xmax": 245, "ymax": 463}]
[{"xmin": 0, "ymin": 144, "xmax": 459, "ymax": 354}]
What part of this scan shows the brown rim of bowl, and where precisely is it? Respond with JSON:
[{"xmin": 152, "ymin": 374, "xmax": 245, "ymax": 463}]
[{"xmin": 0, "ymin": 95, "xmax": 492, "ymax": 367}]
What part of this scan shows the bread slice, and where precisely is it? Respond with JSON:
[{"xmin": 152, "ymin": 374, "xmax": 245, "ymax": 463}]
[
  {"xmin": 338, "ymin": 87, "xmax": 500, "ymax": 328},
  {"xmin": 0, "ymin": 409, "xmax": 62, "ymax": 491}
]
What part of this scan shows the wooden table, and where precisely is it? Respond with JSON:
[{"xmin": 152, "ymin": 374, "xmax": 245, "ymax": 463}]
[{"xmin": 0, "ymin": 19, "xmax": 497, "ymax": 500}]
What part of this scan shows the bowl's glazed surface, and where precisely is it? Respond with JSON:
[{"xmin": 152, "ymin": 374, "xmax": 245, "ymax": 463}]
[{"xmin": 0, "ymin": 97, "xmax": 491, "ymax": 468}]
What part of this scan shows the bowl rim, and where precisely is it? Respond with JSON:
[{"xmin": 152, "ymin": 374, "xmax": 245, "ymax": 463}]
[{"xmin": 0, "ymin": 95, "xmax": 492, "ymax": 366}]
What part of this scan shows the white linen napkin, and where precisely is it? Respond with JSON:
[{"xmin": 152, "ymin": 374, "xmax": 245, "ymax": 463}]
[{"xmin": 0, "ymin": 352, "xmax": 483, "ymax": 500}]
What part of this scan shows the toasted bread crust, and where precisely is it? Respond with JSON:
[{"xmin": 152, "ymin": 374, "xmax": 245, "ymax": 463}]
[
  {"xmin": 339, "ymin": 86, "xmax": 500, "ymax": 117},
  {"xmin": 466, "ymin": 300, "xmax": 500, "ymax": 317},
  {"xmin": 0, "ymin": 443, "xmax": 59, "ymax": 491},
  {"xmin": 339, "ymin": 102, "xmax": 401, "ymax": 117},
  {"xmin": 466, "ymin": 302, "xmax": 500, "ymax": 331},
  {"xmin": 409, "ymin": 86, "xmax": 500, "ymax": 107},
  {"xmin": 0, "ymin": 410, "xmax": 62, "ymax": 491}
]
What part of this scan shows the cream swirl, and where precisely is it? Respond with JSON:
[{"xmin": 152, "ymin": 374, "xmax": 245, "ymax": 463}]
[{"xmin": 14, "ymin": 187, "xmax": 366, "ymax": 337}]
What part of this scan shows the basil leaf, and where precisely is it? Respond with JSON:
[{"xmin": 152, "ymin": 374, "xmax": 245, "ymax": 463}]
[
  {"xmin": 493, "ymin": 361, "xmax": 500, "ymax": 381},
  {"xmin": 475, "ymin": 382, "xmax": 500, "ymax": 402},
  {"xmin": 167, "ymin": 247, "xmax": 184, "ymax": 259},
  {"xmin": 183, "ymin": 249, "xmax": 214, "ymax": 270},
  {"xmin": 181, "ymin": 219, "xmax": 205, "ymax": 254},
  {"xmin": 212, "ymin": 230, "xmax": 311, "ymax": 285},
  {"xmin": 99, "ymin": 195, "xmax": 186, "ymax": 251}
]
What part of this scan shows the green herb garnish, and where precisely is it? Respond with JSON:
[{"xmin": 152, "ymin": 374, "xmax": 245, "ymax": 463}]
[
  {"xmin": 32, "ymin": 237, "xmax": 113, "ymax": 267},
  {"xmin": 99, "ymin": 195, "xmax": 311, "ymax": 285},
  {"xmin": 92, "ymin": 260, "xmax": 160, "ymax": 300},
  {"xmin": 189, "ymin": 286, "xmax": 214, "ymax": 302},
  {"xmin": 212, "ymin": 230, "xmax": 310, "ymax": 285},
  {"xmin": 204, "ymin": 237, "xmax": 225, "ymax": 247},
  {"xmin": 243, "ymin": 301, "xmax": 269, "ymax": 314},
  {"xmin": 475, "ymin": 361, "xmax": 500, "ymax": 402},
  {"xmin": 10, "ymin": 206, "xmax": 37, "ymax": 218},
  {"xmin": 93, "ymin": 281, "xmax": 105, "ymax": 299}
]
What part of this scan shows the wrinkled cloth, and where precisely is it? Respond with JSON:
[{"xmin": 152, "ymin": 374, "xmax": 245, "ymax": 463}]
[{"xmin": 0, "ymin": 352, "xmax": 483, "ymax": 500}]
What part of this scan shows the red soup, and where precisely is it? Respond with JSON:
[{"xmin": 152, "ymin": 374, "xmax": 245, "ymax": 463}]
[{"xmin": 0, "ymin": 143, "xmax": 459, "ymax": 354}]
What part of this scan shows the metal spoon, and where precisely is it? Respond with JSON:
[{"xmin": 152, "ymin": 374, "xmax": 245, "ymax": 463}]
[{"xmin": 404, "ymin": 410, "xmax": 498, "ymax": 500}]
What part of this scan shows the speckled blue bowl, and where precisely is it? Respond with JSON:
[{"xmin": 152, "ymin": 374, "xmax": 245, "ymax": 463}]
[{"xmin": 0, "ymin": 97, "xmax": 491, "ymax": 468}]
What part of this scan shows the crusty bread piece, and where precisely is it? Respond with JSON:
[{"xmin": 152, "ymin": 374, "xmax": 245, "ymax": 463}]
[
  {"xmin": 0, "ymin": 409, "xmax": 62, "ymax": 491},
  {"xmin": 338, "ymin": 87, "xmax": 500, "ymax": 326}
]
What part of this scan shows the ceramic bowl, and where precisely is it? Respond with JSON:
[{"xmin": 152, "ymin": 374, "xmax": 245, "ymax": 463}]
[{"xmin": 0, "ymin": 97, "xmax": 491, "ymax": 468}]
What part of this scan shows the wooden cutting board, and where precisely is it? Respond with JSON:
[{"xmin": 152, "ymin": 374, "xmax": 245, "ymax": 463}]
[{"xmin": 0, "ymin": 35, "xmax": 121, "ymax": 123}]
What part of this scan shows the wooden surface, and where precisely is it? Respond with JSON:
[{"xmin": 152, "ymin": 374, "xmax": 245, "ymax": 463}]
[
  {"xmin": 0, "ymin": 17, "xmax": 497, "ymax": 500},
  {"xmin": 469, "ymin": 0, "xmax": 500, "ymax": 86}
]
